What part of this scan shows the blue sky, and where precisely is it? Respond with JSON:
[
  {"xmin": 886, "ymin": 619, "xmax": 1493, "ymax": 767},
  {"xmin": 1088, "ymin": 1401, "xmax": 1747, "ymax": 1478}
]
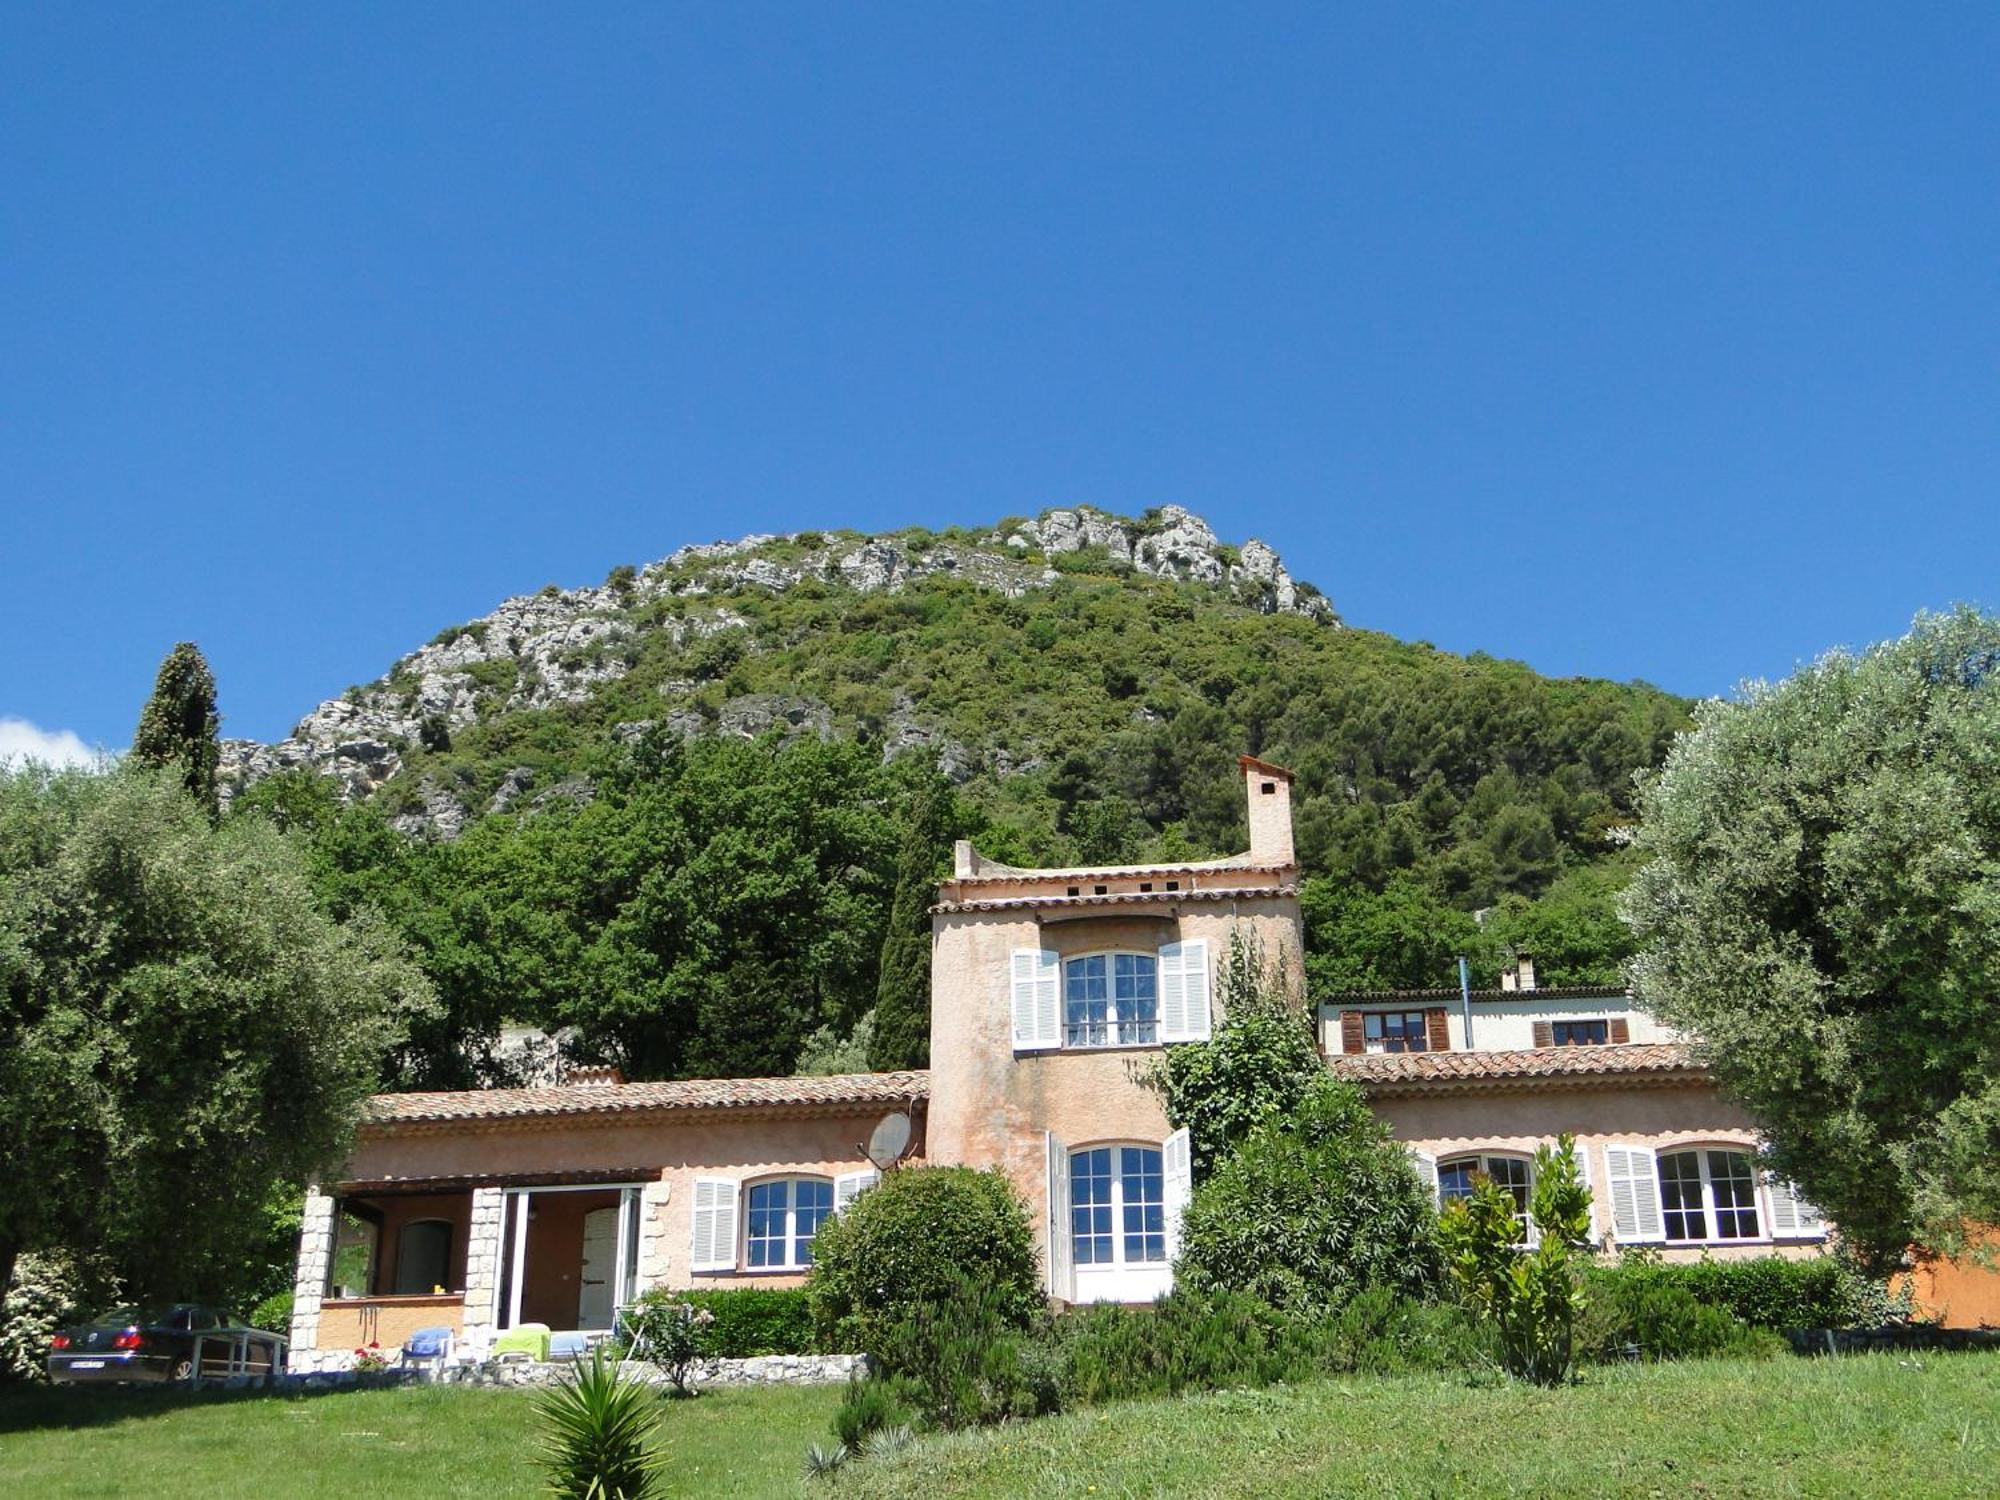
[{"xmin": 3, "ymin": 5, "xmax": 1994, "ymax": 756}]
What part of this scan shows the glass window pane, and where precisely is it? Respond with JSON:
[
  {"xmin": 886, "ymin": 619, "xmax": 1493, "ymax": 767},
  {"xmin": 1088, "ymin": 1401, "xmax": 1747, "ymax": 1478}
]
[{"xmin": 1659, "ymin": 1152, "xmax": 1707, "ymax": 1241}]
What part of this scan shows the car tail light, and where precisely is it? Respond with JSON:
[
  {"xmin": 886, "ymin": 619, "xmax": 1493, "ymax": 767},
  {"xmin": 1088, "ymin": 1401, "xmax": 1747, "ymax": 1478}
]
[
  {"xmin": 49, "ymin": 1334, "xmax": 70, "ymax": 1350},
  {"xmin": 113, "ymin": 1330, "xmax": 144, "ymax": 1351}
]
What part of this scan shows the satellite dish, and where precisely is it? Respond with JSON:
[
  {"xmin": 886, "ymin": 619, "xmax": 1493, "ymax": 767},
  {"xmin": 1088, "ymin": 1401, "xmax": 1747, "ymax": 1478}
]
[{"xmin": 866, "ymin": 1111, "xmax": 914, "ymax": 1172}]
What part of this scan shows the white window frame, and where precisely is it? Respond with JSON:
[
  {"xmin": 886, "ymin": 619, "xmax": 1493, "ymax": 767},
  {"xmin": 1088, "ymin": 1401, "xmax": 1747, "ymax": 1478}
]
[
  {"xmin": 1062, "ymin": 950, "xmax": 1163, "ymax": 1049},
  {"xmin": 1054, "ymin": 1137, "xmax": 1186, "ymax": 1304},
  {"xmin": 1068, "ymin": 1142, "xmax": 1171, "ymax": 1273},
  {"xmin": 741, "ymin": 1175, "xmax": 836, "ymax": 1272},
  {"xmin": 500, "ymin": 1181, "xmax": 647, "ymax": 1330},
  {"xmin": 1655, "ymin": 1144, "xmax": 1765, "ymax": 1245}
]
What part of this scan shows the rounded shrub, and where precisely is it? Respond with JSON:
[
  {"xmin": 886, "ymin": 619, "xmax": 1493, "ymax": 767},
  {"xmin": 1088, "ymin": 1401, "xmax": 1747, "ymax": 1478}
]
[
  {"xmin": 806, "ymin": 1166, "xmax": 1039, "ymax": 1348},
  {"xmin": 1176, "ymin": 1077, "xmax": 1442, "ymax": 1317}
]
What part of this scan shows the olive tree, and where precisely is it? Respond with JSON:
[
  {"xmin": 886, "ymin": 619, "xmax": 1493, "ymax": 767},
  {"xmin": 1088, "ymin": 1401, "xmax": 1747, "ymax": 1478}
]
[
  {"xmin": 0, "ymin": 766, "xmax": 434, "ymax": 1304},
  {"xmin": 1622, "ymin": 608, "xmax": 2000, "ymax": 1265}
]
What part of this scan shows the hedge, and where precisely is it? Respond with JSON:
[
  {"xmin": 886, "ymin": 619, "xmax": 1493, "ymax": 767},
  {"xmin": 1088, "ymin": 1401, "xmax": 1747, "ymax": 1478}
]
[
  {"xmin": 624, "ymin": 1287, "xmax": 819, "ymax": 1357},
  {"xmin": 1587, "ymin": 1252, "xmax": 1897, "ymax": 1331}
]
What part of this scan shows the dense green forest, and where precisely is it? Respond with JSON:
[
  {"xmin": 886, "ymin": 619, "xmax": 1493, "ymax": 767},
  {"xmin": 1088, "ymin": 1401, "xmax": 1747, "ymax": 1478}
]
[{"xmin": 226, "ymin": 510, "xmax": 1689, "ymax": 1085}]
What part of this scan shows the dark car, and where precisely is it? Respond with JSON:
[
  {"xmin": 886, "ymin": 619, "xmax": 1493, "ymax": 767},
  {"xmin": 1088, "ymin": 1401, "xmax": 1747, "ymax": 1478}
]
[{"xmin": 47, "ymin": 1304, "xmax": 283, "ymax": 1386}]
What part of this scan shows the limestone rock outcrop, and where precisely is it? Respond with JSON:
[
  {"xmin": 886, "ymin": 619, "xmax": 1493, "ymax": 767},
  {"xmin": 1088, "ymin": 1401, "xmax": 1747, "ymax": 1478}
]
[{"xmin": 217, "ymin": 505, "xmax": 1337, "ymax": 833}]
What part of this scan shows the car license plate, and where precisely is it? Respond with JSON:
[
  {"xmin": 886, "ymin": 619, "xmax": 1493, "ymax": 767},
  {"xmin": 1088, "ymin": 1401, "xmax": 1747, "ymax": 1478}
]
[{"xmin": 71, "ymin": 1360, "xmax": 106, "ymax": 1370}]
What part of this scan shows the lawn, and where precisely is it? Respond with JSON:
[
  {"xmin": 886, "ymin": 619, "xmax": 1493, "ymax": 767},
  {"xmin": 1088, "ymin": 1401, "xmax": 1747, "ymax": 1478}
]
[
  {"xmin": 1, "ymin": 1354, "xmax": 1993, "ymax": 1498},
  {"xmin": 837, "ymin": 1352, "xmax": 2000, "ymax": 1500},
  {"xmin": 0, "ymin": 1378, "xmax": 838, "ymax": 1499}
]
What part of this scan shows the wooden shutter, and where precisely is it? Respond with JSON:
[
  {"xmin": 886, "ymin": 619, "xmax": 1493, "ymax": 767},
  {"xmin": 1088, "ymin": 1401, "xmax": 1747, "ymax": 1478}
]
[
  {"xmin": 1424, "ymin": 1008, "xmax": 1450, "ymax": 1052},
  {"xmin": 1339, "ymin": 1011, "xmax": 1365, "ymax": 1054},
  {"xmin": 1766, "ymin": 1175, "xmax": 1827, "ymax": 1239},
  {"xmin": 1532, "ymin": 1020, "xmax": 1555, "ymax": 1047},
  {"xmin": 834, "ymin": 1169, "xmax": 880, "ymax": 1212},
  {"xmin": 1044, "ymin": 1132, "xmax": 1073, "ymax": 1302},
  {"xmin": 1160, "ymin": 940, "xmax": 1212, "ymax": 1042},
  {"xmin": 1608, "ymin": 1017, "xmax": 1630, "ymax": 1044},
  {"xmin": 1603, "ymin": 1146, "xmax": 1664, "ymax": 1243},
  {"xmin": 689, "ymin": 1178, "xmax": 740, "ymax": 1273},
  {"xmin": 1162, "ymin": 1128, "xmax": 1193, "ymax": 1260},
  {"xmin": 1011, "ymin": 948, "xmax": 1061, "ymax": 1051}
]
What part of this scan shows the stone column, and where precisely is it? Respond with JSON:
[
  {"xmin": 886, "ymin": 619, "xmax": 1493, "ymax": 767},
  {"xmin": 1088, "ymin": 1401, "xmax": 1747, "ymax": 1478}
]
[
  {"xmin": 288, "ymin": 1187, "xmax": 336, "ymax": 1372},
  {"xmin": 636, "ymin": 1175, "xmax": 672, "ymax": 1293},
  {"xmin": 458, "ymin": 1187, "xmax": 507, "ymax": 1354}
]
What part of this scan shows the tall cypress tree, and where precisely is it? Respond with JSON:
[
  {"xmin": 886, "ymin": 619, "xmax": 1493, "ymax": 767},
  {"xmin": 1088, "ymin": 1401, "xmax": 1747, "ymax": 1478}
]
[
  {"xmin": 868, "ymin": 772, "xmax": 955, "ymax": 1071},
  {"xmin": 132, "ymin": 642, "xmax": 221, "ymax": 818}
]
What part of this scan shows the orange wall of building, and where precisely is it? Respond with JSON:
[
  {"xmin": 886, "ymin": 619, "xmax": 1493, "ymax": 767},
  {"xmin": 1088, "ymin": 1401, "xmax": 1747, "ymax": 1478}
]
[
  {"xmin": 318, "ymin": 1295, "xmax": 464, "ymax": 1351},
  {"xmin": 1896, "ymin": 1232, "xmax": 2000, "ymax": 1329}
]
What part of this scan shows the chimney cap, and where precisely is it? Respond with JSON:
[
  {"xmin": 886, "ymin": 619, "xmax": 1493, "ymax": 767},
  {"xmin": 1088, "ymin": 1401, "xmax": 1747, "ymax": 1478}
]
[{"xmin": 1237, "ymin": 754, "xmax": 1295, "ymax": 782}]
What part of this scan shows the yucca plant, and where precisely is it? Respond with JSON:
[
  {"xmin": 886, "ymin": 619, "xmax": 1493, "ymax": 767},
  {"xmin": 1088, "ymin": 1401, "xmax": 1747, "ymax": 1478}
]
[{"xmin": 535, "ymin": 1348, "xmax": 667, "ymax": 1499}]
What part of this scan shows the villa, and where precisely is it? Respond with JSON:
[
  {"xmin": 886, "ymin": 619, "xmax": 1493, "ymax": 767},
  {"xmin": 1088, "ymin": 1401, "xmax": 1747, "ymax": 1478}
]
[{"xmin": 286, "ymin": 756, "xmax": 1836, "ymax": 1368}]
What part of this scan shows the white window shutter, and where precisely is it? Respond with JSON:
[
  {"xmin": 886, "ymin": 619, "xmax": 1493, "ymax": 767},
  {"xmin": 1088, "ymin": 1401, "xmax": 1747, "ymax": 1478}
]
[
  {"xmin": 1045, "ymin": 1131, "xmax": 1073, "ymax": 1302},
  {"xmin": 1604, "ymin": 1146, "xmax": 1664, "ymax": 1243},
  {"xmin": 1411, "ymin": 1149, "xmax": 1440, "ymax": 1205},
  {"xmin": 690, "ymin": 1178, "xmax": 740, "ymax": 1273},
  {"xmin": 835, "ymin": 1169, "xmax": 880, "ymax": 1212},
  {"xmin": 1766, "ymin": 1175, "xmax": 1827, "ymax": 1239},
  {"xmin": 1159, "ymin": 939, "xmax": 1212, "ymax": 1042},
  {"xmin": 1162, "ymin": 1127, "xmax": 1193, "ymax": 1260},
  {"xmin": 1012, "ymin": 948, "xmax": 1061, "ymax": 1051}
]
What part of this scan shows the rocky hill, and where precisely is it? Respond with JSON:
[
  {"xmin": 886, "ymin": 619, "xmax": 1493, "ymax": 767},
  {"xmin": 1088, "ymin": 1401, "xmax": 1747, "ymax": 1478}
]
[
  {"xmin": 221, "ymin": 506, "xmax": 1334, "ymax": 834},
  {"xmin": 221, "ymin": 502, "xmax": 1685, "ymax": 905}
]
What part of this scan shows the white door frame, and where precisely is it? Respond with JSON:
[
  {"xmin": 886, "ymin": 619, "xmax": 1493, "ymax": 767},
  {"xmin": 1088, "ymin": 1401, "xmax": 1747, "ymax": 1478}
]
[{"xmin": 502, "ymin": 1182, "xmax": 646, "ymax": 1331}]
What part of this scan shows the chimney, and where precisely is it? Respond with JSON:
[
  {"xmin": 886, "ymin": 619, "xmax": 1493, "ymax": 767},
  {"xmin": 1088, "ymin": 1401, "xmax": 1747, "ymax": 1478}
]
[
  {"xmin": 1239, "ymin": 755, "xmax": 1296, "ymax": 867},
  {"xmin": 1499, "ymin": 968, "xmax": 1517, "ymax": 992},
  {"xmin": 1515, "ymin": 954, "xmax": 1536, "ymax": 992}
]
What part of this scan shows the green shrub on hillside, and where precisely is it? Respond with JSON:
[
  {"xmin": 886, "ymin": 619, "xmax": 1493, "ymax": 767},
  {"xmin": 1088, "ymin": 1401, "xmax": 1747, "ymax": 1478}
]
[
  {"xmin": 1175, "ymin": 1078, "xmax": 1442, "ymax": 1317},
  {"xmin": 805, "ymin": 1167, "xmax": 1040, "ymax": 1350}
]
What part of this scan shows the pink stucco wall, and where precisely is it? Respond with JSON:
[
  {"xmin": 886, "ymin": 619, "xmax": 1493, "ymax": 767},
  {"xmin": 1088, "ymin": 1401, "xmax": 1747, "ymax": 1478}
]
[{"xmin": 925, "ymin": 893, "xmax": 1304, "ymax": 1279}]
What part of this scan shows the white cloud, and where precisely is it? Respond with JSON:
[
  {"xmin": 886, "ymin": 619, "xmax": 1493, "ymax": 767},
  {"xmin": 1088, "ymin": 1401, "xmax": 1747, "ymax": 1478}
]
[{"xmin": 0, "ymin": 717, "xmax": 104, "ymax": 770}]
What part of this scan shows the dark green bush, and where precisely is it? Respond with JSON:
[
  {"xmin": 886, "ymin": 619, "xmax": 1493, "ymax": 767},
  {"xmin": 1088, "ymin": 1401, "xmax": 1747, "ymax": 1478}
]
[
  {"xmin": 1588, "ymin": 1251, "xmax": 1894, "ymax": 1333},
  {"xmin": 832, "ymin": 1377, "xmax": 913, "ymax": 1451},
  {"xmin": 1319, "ymin": 1285, "xmax": 1494, "ymax": 1376},
  {"xmin": 674, "ymin": 1288, "xmax": 816, "ymax": 1357},
  {"xmin": 864, "ymin": 1273, "xmax": 1043, "ymax": 1431},
  {"xmin": 1578, "ymin": 1270, "xmax": 1787, "ymax": 1362},
  {"xmin": 1176, "ymin": 1077, "xmax": 1442, "ymax": 1317},
  {"xmin": 248, "ymin": 1289, "xmax": 294, "ymax": 1335},
  {"xmin": 1036, "ymin": 1286, "xmax": 1485, "ymax": 1409},
  {"xmin": 805, "ymin": 1166, "xmax": 1039, "ymax": 1350},
  {"xmin": 1047, "ymin": 1289, "xmax": 1305, "ymax": 1405}
]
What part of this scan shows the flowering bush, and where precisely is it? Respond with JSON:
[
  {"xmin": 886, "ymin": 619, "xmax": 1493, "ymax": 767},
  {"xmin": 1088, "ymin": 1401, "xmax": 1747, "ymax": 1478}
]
[
  {"xmin": 351, "ymin": 1341, "xmax": 389, "ymax": 1374},
  {"xmin": 623, "ymin": 1294, "xmax": 714, "ymax": 1396}
]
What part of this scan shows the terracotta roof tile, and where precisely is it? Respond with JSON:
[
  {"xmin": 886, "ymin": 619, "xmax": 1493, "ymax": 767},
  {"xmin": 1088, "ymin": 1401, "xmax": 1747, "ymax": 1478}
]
[
  {"xmin": 1327, "ymin": 1043, "xmax": 1700, "ymax": 1094},
  {"xmin": 363, "ymin": 1070, "xmax": 928, "ymax": 1127}
]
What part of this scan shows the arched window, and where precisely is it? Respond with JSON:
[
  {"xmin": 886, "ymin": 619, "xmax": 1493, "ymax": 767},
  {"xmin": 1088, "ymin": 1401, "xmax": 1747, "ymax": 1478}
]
[
  {"xmin": 1437, "ymin": 1153, "xmax": 1534, "ymax": 1240},
  {"xmin": 1657, "ymin": 1148, "xmax": 1760, "ymax": 1242},
  {"xmin": 1070, "ymin": 1145, "xmax": 1167, "ymax": 1270},
  {"xmin": 745, "ymin": 1177, "xmax": 835, "ymax": 1270},
  {"xmin": 1064, "ymin": 953, "xmax": 1158, "ymax": 1047},
  {"xmin": 392, "ymin": 1219, "xmax": 453, "ymax": 1295}
]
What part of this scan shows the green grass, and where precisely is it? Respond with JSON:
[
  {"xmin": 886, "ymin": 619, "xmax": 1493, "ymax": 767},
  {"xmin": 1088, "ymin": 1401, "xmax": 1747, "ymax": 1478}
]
[
  {"xmin": 836, "ymin": 1353, "xmax": 2000, "ymax": 1500},
  {"xmin": 3, "ymin": 1355, "xmax": 1995, "ymax": 1498},
  {"xmin": 0, "ymin": 1379, "xmax": 838, "ymax": 1499}
]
